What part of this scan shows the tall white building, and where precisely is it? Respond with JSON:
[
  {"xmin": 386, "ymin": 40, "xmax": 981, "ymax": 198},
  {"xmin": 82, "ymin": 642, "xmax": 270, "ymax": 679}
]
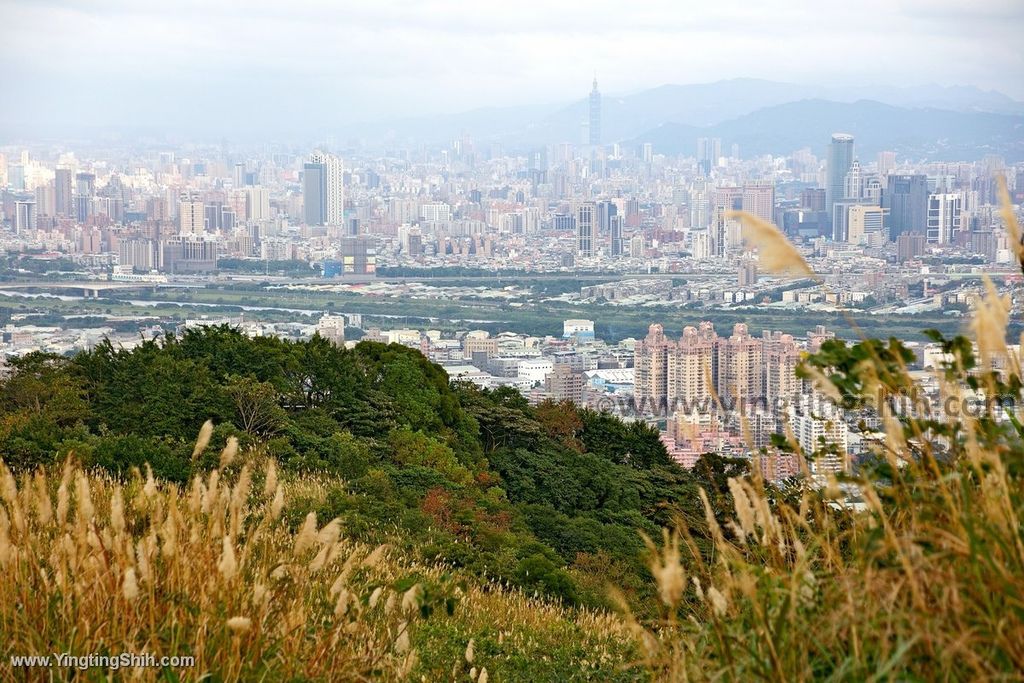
[
  {"xmin": 323, "ymin": 154, "xmax": 344, "ymax": 226},
  {"xmin": 316, "ymin": 314, "xmax": 346, "ymax": 345},
  {"xmin": 577, "ymin": 202, "xmax": 595, "ymax": 257},
  {"xmin": 788, "ymin": 394, "xmax": 848, "ymax": 475},
  {"xmin": 245, "ymin": 187, "xmax": 270, "ymax": 221},
  {"xmin": 420, "ymin": 202, "xmax": 452, "ymax": 222},
  {"xmin": 927, "ymin": 193, "xmax": 962, "ymax": 244}
]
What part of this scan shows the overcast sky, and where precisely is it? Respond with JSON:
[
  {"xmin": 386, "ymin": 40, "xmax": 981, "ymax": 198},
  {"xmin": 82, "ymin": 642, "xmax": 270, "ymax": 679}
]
[{"xmin": 2, "ymin": 0, "xmax": 1022, "ymax": 137}]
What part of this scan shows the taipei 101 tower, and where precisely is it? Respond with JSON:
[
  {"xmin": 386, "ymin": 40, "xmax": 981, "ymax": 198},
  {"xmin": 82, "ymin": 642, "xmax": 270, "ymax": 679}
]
[{"xmin": 588, "ymin": 77, "xmax": 601, "ymax": 146}]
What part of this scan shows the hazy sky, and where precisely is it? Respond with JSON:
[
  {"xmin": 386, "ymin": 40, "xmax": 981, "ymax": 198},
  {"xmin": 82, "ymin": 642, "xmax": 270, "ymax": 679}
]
[{"xmin": 2, "ymin": 0, "xmax": 1022, "ymax": 136}]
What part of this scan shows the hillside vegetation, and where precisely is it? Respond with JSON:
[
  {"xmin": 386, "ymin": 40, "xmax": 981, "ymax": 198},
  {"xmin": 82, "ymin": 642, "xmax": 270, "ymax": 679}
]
[{"xmin": 0, "ymin": 327, "xmax": 737, "ymax": 617}]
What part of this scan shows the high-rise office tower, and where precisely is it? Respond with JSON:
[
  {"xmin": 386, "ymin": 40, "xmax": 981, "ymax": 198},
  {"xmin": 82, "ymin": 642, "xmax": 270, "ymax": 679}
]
[
  {"xmin": 577, "ymin": 202, "xmax": 595, "ymax": 257},
  {"xmin": 609, "ymin": 215, "xmax": 624, "ymax": 256},
  {"xmin": 75, "ymin": 172, "xmax": 95, "ymax": 197},
  {"xmin": 697, "ymin": 138, "xmax": 722, "ymax": 175},
  {"xmin": 75, "ymin": 172, "xmax": 96, "ymax": 222},
  {"xmin": 33, "ymin": 185, "xmax": 54, "ymax": 218},
  {"xmin": 596, "ymin": 200, "xmax": 617, "ymax": 235},
  {"xmin": 303, "ymin": 159, "xmax": 325, "ymax": 226},
  {"xmin": 800, "ymin": 188, "xmax": 827, "ymax": 213},
  {"xmin": 245, "ymin": 187, "xmax": 270, "ymax": 221},
  {"xmin": 712, "ymin": 186, "xmax": 742, "ymax": 256},
  {"xmin": 741, "ymin": 181, "xmax": 775, "ymax": 223},
  {"xmin": 883, "ymin": 174, "xmax": 929, "ymax": 240},
  {"xmin": 690, "ymin": 188, "xmax": 710, "ymax": 229},
  {"xmin": 847, "ymin": 205, "xmax": 887, "ymax": 244},
  {"xmin": 588, "ymin": 78, "xmax": 601, "ymax": 146},
  {"xmin": 303, "ymin": 152, "xmax": 344, "ymax": 226},
  {"xmin": 14, "ymin": 201, "xmax": 36, "ymax": 235},
  {"xmin": 178, "ymin": 191, "xmax": 205, "ymax": 234},
  {"xmin": 877, "ymin": 150, "xmax": 896, "ymax": 178},
  {"xmin": 55, "ymin": 168, "xmax": 73, "ymax": 217},
  {"xmin": 826, "ymin": 133, "xmax": 855, "ymax": 221},
  {"xmin": 927, "ymin": 193, "xmax": 962, "ymax": 244},
  {"xmin": 843, "ymin": 159, "xmax": 863, "ymax": 201}
]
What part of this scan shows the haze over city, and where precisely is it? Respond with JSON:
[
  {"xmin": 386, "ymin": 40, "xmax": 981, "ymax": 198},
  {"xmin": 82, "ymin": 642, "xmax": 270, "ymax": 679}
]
[{"xmin": 2, "ymin": 0, "xmax": 1023, "ymax": 138}]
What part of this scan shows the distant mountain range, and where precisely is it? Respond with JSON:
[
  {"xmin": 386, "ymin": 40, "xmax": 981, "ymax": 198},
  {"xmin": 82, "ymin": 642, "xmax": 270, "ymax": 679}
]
[
  {"xmin": 628, "ymin": 99, "xmax": 1024, "ymax": 160},
  {"xmin": 347, "ymin": 78, "xmax": 1024, "ymax": 161}
]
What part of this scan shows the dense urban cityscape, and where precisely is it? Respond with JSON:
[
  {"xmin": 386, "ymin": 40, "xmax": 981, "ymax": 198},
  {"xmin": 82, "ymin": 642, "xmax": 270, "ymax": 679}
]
[{"xmin": 2, "ymin": 78, "xmax": 1022, "ymax": 485}]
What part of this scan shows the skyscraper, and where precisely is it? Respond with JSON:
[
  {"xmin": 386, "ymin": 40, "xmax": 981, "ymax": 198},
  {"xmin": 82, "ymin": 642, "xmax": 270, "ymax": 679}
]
[
  {"xmin": 75, "ymin": 172, "xmax": 96, "ymax": 223},
  {"xmin": 577, "ymin": 202, "xmax": 595, "ymax": 257},
  {"xmin": 668, "ymin": 325, "xmax": 717, "ymax": 408},
  {"xmin": 634, "ymin": 324, "xmax": 671, "ymax": 413},
  {"xmin": 927, "ymin": 193, "xmax": 962, "ymax": 244},
  {"xmin": 178, "ymin": 191, "xmax": 205, "ymax": 234},
  {"xmin": 323, "ymin": 154, "xmax": 344, "ymax": 226},
  {"xmin": 14, "ymin": 201, "xmax": 36, "ymax": 235},
  {"xmin": 609, "ymin": 214, "xmax": 624, "ymax": 256},
  {"xmin": 596, "ymin": 200, "xmax": 617, "ymax": 235},
  {"xmin": 826, "ymin": 134, "xmax": 855, "ymax": 221},
  {"xmin": 843, "ymin": 159, "xmax": 863, "ymax": 201},
  {"xmin": 883, "ymin": 174, "xmax": 929, "ymax": 240},
  {"xmin": 55, "ymin": 168, "xmax": 73, "ymax": 217},
  {"xmin": 697, "ymin": 138, "xmax": 722, "ymax": 176},
  {"xmin": 877, "ymin": 150, "xmax": 896, "ymax": 178},
  {"xmin": 303, "ymin": 152, "xmax": 344, "ymax": 226},
  {"xmin": 716, "ymin": 323, "xmax": 763, "ymax": 406},
  {"xmin": 741, "ymin": 182, "xmax": 775, "ymax": 224},
  {"xmin": 588, "ymin": 78, "xmax": 601, "ymax": 146}
]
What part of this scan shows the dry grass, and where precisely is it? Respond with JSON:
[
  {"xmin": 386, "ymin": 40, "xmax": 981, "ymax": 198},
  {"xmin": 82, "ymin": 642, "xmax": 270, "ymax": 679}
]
[
  {"xmin": 624, "ymin": 189, "xmax": 1024, "ymax": 681},
  {"xmin": 0, "ymin": 450, "xmax": 427, "ymax": 681},
  {"xmin": 0, "ymin": 448, "xmax": 638, "ymax": 681}
]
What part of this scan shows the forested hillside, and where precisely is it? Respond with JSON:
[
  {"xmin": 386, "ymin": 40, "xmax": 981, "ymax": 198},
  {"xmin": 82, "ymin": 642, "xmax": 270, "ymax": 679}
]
[{"xmin": 0, "ymin": 325, "xmax": 737, "ymax": 611}]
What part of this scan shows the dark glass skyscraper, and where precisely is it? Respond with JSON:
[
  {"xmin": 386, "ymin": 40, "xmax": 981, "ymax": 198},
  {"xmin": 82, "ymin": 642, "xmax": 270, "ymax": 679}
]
[
  {"xmin": 609, "ymin": 214, "xmax": 624, "ymax": 256},
  {"xmin": 883, "ymin": 174, "xmax": 929, "ymax": 240},
  {"xmin": 303, "ymin": 160, "xmax": 325, "ymax": 226},
  {"xmin": 588, "ymin": 78, "xmax": 601, "ymax": 146},
  {"xmin": 826, "ymin": 133, "xmax": 854, "ymax": 221},
  {"xmin": 596, "ymin": 199, "xmax": 617, "ymax": 235},
  {"xmin": 55, "ymin": 168, "xmax": 73, "ymax": 217}
]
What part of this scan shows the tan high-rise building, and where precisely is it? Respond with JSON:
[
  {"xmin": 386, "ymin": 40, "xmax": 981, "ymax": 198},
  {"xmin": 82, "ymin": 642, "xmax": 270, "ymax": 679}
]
[
  {"xmin": 634, "ymin": 323, "xmax": 671, "ymax": 414},
  {"xmin": 178, "ymin": 191, "xmax": 205, "ymax": 234},
  {"xmin": 668, "ymin": 324, "xmax": 717, "ymax": 410},
  {"xmin": 546, "ymin": 364, "xmax": 584, "ymax": 404},
  {"xmin": 847, "ymin": 204, "xmax": 887, "ymax": 244},
  {"xmin": 764, "ymin": 331, "xmax": 801, "ymax": 408},
  {"xmin": 716, "ymin": 323, "xmax": 763, "ymax": 408},
  {"xmin": 741, "ymin": 181, "xmax": 775, "ymax": 224}
]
